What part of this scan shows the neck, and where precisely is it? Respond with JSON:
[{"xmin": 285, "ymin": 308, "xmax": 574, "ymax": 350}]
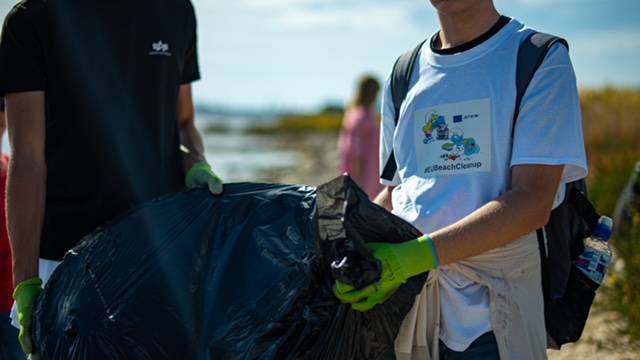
[{"xmin": 436, "ymin": 3, "xmax": 500, "ymax": 49}]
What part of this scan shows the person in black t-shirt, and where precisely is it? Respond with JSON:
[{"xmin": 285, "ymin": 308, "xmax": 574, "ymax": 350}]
[{"xmin": 0, "ymin": 0, "xmax": 223, "ymax": 355}]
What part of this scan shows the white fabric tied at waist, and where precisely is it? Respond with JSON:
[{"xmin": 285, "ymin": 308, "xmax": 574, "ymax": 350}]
[{"xmin": 394, "ymin": 231, "xmax": 547, "ymax": 360}]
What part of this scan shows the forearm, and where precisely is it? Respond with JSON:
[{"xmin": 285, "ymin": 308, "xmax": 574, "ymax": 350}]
[
  {"xmin": 8, "ymin": 157, "xmax": 46, "ymax": 285},
  {"xmin": 431, "ymin": 187, "xmax": 551, "ymax": 265},
  {"xmin": 373, "ymin": 186, "xmax": 394, "ymax": 211},
  {"xmin": 179, "ymin": 121, "xmax": 206, "ymax": 174}
]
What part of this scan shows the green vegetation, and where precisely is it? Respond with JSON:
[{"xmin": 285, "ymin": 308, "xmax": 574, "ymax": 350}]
[
  {"xmin": 606, "ymin": 166, "xmax": 640, "ymax": 341},
  {"xmin": 582, "ymin": 88, "xmax": 640, "ymax": 214},
  {"xmin": 203, "ymin": 123, "xmax": 230, "ymax": 134},
  {"xmin": 582, "ymin": 88, "xmax": 640, "ymax": 341},
  {"xmin": 246, "ymin": 111, "xmax": 343, "ymax": 134}
]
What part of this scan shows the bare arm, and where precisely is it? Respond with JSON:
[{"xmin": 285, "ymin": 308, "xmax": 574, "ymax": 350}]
[
  {"xmin": 348, "ymin": 160, "xmax": 363, "ymax": 182},
  {"xmin": 6, "ymin": 91, "xmax": 47, "ymax": 285},
  {"xmin": 431, "ymin": 164, "xmax": 564, "ymax": 265},
  {"xmin": 373, "ymin": 186, "xmax": 395, "ymax": 211},
  {"xmin": 177, "ymin": 84, "xmax": 206, "ymax": 173}
]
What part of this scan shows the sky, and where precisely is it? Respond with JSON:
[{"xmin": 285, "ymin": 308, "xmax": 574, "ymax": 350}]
[{"xmin": 0, "ymin": 0, "xmax": 639, "ymax": 110}]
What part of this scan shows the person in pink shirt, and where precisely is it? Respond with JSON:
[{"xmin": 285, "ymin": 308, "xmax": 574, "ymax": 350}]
[{"xmin": 339, "ymin": 75, "xmax": 382, "ymax": 198}]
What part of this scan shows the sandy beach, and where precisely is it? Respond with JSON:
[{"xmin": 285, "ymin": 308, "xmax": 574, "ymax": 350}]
[
  {"xmin": 256, "ymin": 132, "xmax": 341, "ymax": 186},
  {"xmin": 548, "ymin": 295, "xmax": 639, "ymax": 359}
]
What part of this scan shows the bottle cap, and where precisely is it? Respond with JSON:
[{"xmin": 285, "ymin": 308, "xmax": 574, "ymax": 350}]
[{"xmin": 592, "ymin": 216, "xmax": 613, "ymax": 241}]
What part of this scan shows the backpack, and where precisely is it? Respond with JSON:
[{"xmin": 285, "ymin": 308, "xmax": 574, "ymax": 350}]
[{"xmin": 383, "ymin": 32, "xmax": 602, "ymax": 349}]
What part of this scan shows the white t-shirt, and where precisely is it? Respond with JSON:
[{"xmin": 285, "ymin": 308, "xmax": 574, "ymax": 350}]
[{"xmin": 380, "ymin": 18, "xmax": 588, "ymax": 351}]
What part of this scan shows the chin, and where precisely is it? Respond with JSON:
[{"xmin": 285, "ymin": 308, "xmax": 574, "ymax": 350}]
[{"xmin": 430, "ymin": 0, "xmax": 476, "ymax": 14}]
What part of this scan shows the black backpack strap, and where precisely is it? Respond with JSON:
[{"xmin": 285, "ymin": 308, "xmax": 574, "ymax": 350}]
[
  {"xmin": 513, "ymin": 32, "xmax": 569, "ymax": 326},
  {"xmin": 512, "ymin": 32, "xmax": 568, "ymax": 138},
  {"xmin": 567, "ymin": 186, "xmax": 600, "ymax": 230},
  {"xmin": 380, "ymin": 40, "xmax": 427, "ymax": 182}
]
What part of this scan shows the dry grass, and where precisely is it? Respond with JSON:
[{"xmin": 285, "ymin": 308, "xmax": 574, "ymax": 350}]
[
  {"xmin": 582, "ymin": 88, "xmax": 640, "ymax": 214},
  {"xmin": 246, "ymin": 112, "xmax": 343, "ymax": 134},
  {"xmin": 581, "ymin": 87, "xmax": 640, "ymax": 343}
]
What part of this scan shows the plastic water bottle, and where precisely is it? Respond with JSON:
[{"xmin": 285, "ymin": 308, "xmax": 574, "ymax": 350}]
[{"xmin": 575, "ymin": 216, "xmax": 614, "ymax": 285}]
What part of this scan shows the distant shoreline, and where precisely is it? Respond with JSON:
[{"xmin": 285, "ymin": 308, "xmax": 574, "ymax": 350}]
[{"xmin": 201, "ymin": 110, "xmax": 344, "ymax": 135}]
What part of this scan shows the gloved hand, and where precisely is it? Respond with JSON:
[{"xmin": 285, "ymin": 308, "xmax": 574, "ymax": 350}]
[
  {"xmin": 186, "ymin": 161, "xmax": 223, "ymax": 195},
  {"xmin": 13, "ymin": 277, "xmax": 43, "ymax": 355},
  {"xmin": 334, "ymin": 235, "xmax": 439, "ymax": 312}
]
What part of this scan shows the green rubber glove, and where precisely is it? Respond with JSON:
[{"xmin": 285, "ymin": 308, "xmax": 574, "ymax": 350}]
[
  {"xmin": 186, "ymin": 161, "xmax": 223, "ymax": 195},
  {"xmin": 334, "ymin": 235, "xmax": 439, "ymax": 312},
  {"xmin": 13, "ymin": 277, "xmax": 43, "ymax": 355}
]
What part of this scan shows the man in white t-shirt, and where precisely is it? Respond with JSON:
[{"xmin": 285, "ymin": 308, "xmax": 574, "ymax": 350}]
[{"xmin": 334, "ymin": 0, "xmax": 587, "ymax": 358}]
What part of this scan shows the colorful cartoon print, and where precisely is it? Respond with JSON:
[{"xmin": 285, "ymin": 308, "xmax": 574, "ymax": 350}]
[
  {"xmin": 439, "ymin": 128, "xmax": 481, "ymax": 161},
  {"xmin": 423, "ymin": 113, "xmax": 449, "ymax": 144}
]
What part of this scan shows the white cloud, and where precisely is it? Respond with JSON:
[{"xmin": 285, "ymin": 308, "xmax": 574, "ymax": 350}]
[
  {"xmin": 571, "ymin": 29, "xmax": 640, "ymax": 55},
  {"xmin": 275, "ymin": 6, "xmax": 412, "ymax": 32},
  {"xmin": 0, "ymin": 0, "xmax": 15, "ymax": 19},
  {"xmin": 235, "ymin": 0, "xmax": 421, "ymax": 32}
]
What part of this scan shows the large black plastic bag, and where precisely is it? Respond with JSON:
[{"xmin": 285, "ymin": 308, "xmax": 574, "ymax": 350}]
[{"xmin": 33, "ymin": 176, "xmax": 426, "ymax": 359}]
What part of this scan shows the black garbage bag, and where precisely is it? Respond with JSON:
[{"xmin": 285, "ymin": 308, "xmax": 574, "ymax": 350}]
[{"xmin": 33, "ymin": 176, "xmax": 426, "ymax": 359}]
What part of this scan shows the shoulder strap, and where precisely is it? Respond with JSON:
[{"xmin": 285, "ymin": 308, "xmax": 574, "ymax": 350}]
[
  {"xmin": 391, "ymin": 40, "xmax": 426, "ymax": 126},
  {"xmin": 567, "ymin": 184, "xmax": 600, "ymax": 230},
  {"xmin": 512, "ymin": 32, "xmax": 568, "ymax": 138},
  {"xmin": 380, "ymin": 40, "xmax": 427, "ymax": 182},
  {"xmin": 514, "ymin": 33, "xmax": 570, "ymax": 261}
]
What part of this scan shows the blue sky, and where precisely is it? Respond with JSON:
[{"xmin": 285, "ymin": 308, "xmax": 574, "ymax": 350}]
[{"xmin": 1, "ymin": 0, "xmax": 639, "ymax": 110}]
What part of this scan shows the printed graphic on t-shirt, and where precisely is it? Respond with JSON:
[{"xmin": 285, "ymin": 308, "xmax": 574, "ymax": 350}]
[
  {"xmin": 414, "ymin": 99, "xmax": 491, "ymax": 176},
  {"xmin": 149, "ymin": 41, "xmax": 172, "ymax": 56}
]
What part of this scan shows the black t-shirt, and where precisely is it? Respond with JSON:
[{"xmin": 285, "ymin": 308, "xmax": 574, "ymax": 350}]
[{"xmin": 0, "ymin": 0, "xmax": 200, "ymax": 260}]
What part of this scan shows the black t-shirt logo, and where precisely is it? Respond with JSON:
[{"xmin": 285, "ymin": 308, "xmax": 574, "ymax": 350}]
[{"xmin": 149, "ymin": 41, "xmax": 172, "ymax": 57}]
